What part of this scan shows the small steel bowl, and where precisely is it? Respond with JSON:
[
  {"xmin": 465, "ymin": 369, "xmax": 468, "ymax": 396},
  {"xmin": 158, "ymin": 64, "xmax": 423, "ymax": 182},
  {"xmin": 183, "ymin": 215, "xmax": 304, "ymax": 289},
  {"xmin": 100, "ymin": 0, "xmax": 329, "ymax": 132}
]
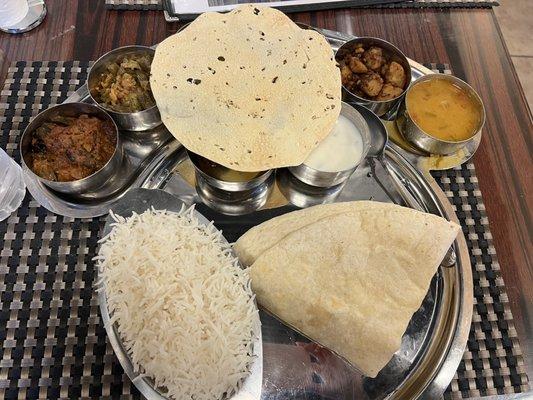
[
  {"xmin": 277, "ymin": 169, "xmax": 345, "ymax": 209},
  {"xmin": 195, "ymin": 171, "xmax": 275, "ymax": 216},
  {"xmin": 88, "ymin": 45, "xmax": 161, "ymax": 132},
  {"xmin": 20, "ymin": 102, "xmax": 122, "ymax": 195},
  {"xmin": 398, "ymin": 74, "xmax": 485, "ymax": 155},
  {"xmin": 288, "ymin": 102, "xmax": 371, "ymax": 188},
  {"xmin": 188, "ymin": 151, "xmax": 273, "ymax": 192},
  {"xmin": 188, "ymin": 151, "xmax": 274, "ymax": 215},
  {"xmin": 336, "ymin": 37, "xmax": 412, "ymax": 117}
]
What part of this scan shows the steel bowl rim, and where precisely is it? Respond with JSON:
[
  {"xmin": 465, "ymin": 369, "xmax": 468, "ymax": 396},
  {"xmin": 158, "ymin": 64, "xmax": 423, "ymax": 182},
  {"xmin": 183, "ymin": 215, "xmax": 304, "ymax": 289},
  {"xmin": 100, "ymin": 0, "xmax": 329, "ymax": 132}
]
[
  {"xmin": 404, "ymin": 74, "xmax": 486, "ymax": 145},
  {"xmin": 336, "ymin": 36, "xmax": 413, "ymax": 104},
  {"xmin": 87, "ymin": 45, "xmax": 158, "ymax": 117},
  {"xmin": 20, "ymin": 102, "xmax": 121, "ymax": 188},
  {"xmin": 187, "ymin": 151, "xmax": 273, "ymax": 191},
  {"xmin": 289, "ymin": 163, "xmax": 352, "ymax": 180},
  {"xmin": 195, "ymin": 167, "xmax": 273, "ymax": 191}
]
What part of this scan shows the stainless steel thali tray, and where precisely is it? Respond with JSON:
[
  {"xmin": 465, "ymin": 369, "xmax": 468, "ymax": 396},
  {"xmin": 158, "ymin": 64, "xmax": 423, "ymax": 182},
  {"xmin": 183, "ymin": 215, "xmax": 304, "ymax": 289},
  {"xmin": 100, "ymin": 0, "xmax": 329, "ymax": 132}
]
[{"xmin": 21, "ymin": 28, "xmax": 473, "ymax": 400}]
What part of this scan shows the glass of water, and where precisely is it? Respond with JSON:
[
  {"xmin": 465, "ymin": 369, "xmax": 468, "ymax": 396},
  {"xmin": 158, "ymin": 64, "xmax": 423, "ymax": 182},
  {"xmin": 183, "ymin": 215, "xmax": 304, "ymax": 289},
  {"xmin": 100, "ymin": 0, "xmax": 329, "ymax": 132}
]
[
  {"xmin": 0, "ymin": 0, "xmax": 29, "ymax": 28},
  {"xmin": 0, "ymin": 149, "xmax": 26, "ymax": 221},
  {"xmin": 0, "ymin": 0, "xmax": 46, "ymax": 34}
]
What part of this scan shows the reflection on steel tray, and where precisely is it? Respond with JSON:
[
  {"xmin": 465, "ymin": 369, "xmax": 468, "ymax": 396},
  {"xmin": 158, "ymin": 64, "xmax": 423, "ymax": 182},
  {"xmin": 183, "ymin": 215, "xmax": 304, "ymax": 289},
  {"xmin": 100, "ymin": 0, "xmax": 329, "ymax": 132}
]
[{"xmin": 21, "ymin": 28, "xmax": 473, "ymax": 400}]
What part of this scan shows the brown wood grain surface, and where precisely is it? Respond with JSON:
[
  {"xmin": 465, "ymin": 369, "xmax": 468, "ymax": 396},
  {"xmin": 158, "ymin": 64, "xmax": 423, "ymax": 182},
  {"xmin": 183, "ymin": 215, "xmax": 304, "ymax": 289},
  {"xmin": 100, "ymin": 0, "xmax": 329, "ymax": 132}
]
[{"xmin": 0, "ymin": 0, "xmax": 531, "ymax": 377}]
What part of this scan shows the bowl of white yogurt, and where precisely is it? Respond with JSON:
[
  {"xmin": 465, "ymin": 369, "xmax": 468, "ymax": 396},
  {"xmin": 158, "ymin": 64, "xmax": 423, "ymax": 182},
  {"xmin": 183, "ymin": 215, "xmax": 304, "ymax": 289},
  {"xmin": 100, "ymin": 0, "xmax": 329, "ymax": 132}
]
[{"xmin": 289, "ymin": 102, "xmax": 371, "ymax": 187}]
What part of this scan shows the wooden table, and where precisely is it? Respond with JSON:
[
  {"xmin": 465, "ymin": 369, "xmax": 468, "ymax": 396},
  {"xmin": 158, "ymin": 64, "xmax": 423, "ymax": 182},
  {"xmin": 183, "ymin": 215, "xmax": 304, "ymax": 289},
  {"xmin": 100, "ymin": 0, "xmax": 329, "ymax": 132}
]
[{"xmin": 0, "ymin": 0, "xmax": 531, "ymax": 383}]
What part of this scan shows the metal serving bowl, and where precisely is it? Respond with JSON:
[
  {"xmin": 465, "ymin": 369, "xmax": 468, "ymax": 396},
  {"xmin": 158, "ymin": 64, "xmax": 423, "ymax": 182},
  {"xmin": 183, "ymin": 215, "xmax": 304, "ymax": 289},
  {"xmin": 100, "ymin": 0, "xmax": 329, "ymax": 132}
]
[
  {"xmin": 277, "ymin": 169, "xmax": 345, "ymax": 208},
  {"xmin": 336, "ymin": 37, "xmax": 412, "ymax": 117},
  {"xmin": 288, "ymin": 102, "xmax": 371, "ymax": 188},
  {"xmin": 188, "ymin": 151, "xmax": 273, "ymax": 192},
  {"xmin": 88, "ymin": 45, "xmax": 161, "ymax": 131},
  {"xmin": 195, "ymin": 171, "xmax": 275, "ymax": 216},
  {"xmin": 398, "ymin": 74, "xmax": 485, "ymax": 155},
  {"xmin": 20, "ymin": 102, "xmax": 122, "ymax": 195},
  {"xmin": 188, "ymin": 151, "xmax": 274, "ymax": 215}
]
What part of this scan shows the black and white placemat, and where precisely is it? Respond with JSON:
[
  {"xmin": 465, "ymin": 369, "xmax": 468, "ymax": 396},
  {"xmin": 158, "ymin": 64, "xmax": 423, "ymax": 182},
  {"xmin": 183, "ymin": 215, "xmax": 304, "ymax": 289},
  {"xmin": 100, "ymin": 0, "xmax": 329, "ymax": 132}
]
[
  {"xmin": 104, "ymin": 0, "xmax": 499, "ymax": 11},
  {"xmin": 0, "ymin": 62, "xmax": 528, "ymax": 399}
]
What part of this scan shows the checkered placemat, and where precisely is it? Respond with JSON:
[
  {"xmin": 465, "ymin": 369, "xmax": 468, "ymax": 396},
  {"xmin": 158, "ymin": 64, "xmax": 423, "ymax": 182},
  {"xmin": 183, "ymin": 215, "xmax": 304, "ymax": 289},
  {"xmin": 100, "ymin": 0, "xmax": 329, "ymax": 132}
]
[
  {"xmin": 0, "ymin": 62, "xmax": 528, "ymax": 399},
  {"xmin": 436, "ymin": 163, "xmax": 530, "ymax": 399},
  {"xmin": 104, "ymin": 0, "xmax": 498, "ymax": 11}
]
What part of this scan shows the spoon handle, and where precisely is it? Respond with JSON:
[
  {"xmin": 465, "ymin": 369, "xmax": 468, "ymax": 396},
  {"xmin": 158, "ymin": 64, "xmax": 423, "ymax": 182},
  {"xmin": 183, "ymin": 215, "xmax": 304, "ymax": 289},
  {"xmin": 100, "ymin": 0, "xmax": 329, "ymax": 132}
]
[
  {"xmin": 380, "ymin": 157, "xmax": 425, "ymax": 211},
  {"xmin": 379, "ymin": 157, "xmax": 457, "ymax": 268},
  {"xmin": 368, "ymin": 158, "xmax": 397, "ymax": 203}
]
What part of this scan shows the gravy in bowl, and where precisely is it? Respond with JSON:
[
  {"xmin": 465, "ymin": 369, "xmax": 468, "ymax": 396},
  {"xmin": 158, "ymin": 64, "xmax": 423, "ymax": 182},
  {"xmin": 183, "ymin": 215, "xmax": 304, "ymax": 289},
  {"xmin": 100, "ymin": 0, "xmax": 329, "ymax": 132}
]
[{"xmin": 406, "ymin": 77, "xmax": 483, "ymax": 142}]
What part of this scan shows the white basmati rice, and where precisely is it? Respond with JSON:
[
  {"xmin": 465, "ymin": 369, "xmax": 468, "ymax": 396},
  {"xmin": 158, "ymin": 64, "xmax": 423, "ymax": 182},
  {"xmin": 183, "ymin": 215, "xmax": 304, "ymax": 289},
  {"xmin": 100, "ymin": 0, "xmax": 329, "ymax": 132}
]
[{"xmin": 95, "ymin": 207, "xmax": 258, "ymax": 400}]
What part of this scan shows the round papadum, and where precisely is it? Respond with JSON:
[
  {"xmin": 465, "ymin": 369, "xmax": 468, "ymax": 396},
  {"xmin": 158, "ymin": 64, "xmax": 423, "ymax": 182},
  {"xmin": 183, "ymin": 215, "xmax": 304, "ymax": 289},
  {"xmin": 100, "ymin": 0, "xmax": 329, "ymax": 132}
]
[{"xmin": 151, "ymin": 5, "xmax": 341, "ymax": 172}]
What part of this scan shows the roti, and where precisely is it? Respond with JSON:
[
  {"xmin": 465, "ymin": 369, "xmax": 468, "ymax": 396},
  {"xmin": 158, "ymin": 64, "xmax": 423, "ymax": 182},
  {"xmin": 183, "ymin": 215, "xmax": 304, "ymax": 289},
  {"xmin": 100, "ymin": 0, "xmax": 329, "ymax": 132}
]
[
  {"xmin": 235, "ymin": 201, "xmax": 387, "ymax": 266},
  {"xmin": 150, "ymin": 5, "xmax": 341, "ymax": 172},
  {"xmin": 246, "ymin": 203, "xmax": 460, "ymax": 377}
]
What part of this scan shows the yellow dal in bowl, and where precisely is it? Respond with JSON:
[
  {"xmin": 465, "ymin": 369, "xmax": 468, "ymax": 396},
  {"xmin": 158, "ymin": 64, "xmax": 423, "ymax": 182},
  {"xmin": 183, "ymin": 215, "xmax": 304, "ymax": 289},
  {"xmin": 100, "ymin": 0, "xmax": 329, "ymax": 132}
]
[{"xmin": 406, "ymin": 77, "xmax": 482, "ymax": 142}]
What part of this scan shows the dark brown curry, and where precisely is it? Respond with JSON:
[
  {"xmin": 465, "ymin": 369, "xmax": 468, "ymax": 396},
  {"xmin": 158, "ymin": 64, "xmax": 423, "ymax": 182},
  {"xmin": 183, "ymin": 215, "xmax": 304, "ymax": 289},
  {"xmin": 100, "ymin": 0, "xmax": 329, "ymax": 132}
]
[{"xmin": 29, "ymin": 114, "xmax": 117, "ymax": 182}]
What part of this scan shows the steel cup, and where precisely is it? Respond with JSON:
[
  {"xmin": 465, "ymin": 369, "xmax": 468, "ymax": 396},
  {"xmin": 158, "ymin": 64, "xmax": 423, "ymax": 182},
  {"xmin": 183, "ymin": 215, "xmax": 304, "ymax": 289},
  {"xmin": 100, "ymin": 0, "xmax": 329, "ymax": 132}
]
[
  {"xmin": 288, "ymin": 102, "xmax": 371, "ymax": 188},
  {"xmin": 188, "ymin": 151, "xmax": 273, "ymax": 192},
  {"xmin": 88, "ymin": 45, "xmax": 161, "ymax": 132},
  {"xmin": 188, "ymin": 151, "xmax": 274, "ymax": 215},
  {"xmin": 398, "ymin": 74, "xmax": 485, "ymax": 155},
  {"xmin": 336, "ymin": 37, "xmax": 412, "ymax": 117}
]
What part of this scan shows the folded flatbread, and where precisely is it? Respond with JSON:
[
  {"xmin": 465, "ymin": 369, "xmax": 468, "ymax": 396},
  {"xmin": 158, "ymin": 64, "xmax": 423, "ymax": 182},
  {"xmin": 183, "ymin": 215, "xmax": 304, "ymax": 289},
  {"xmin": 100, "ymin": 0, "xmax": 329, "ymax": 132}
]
[
  {"xmin": 236, "ymin": 201, "xmax": 391, "ymax": 266},
  {"xmin": 246, "ymin": 203, "xmax": 460, "ymax": 377}
]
